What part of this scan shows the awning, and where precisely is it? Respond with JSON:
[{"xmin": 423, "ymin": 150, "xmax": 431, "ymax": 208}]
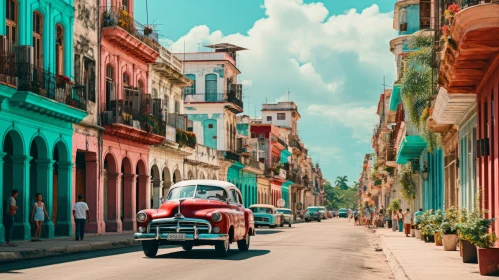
[
  {"xmin": 389, "ymin": 84, "xmax": 402, "ymax": 111},
  {"xmin": 396, "ymin": 136, "xmax": 427, "ymax": 164}
]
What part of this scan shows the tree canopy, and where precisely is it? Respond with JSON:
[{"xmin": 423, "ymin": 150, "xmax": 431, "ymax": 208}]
[
  {"xmin": 334, "ymin": 176, "xmax": 349, "ymax": 190},
  {"xmin": 324, "ymin": 179, "xmax": 357, "ymax": 209}
]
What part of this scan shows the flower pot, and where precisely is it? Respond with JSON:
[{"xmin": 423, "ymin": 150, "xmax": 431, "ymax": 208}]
[
  {"xmin": 459, "ymin": 239, "xmax": 462, "ymax": 256},
  {"xmin": 434, "ymin": 233, "xmax": 442, "ymax": 246},
  {"xmin": 424, "ymin": 234, "xmax": 434, "ymax": 243},
  {"xmin": 442, "ymin": 234, "xmax": 458, "ymax": 251},
  {"xmin": 420, "ymin": 232, "xmax": 425, "ymax": 241},
  {"xmin": 461, "ymin": 239, "xmax": 478, "ymax": 263},
  {"xmin": 411, "ymin": 228, "xmax": 415, "ymax": 237},
  {"xmin": 477, "ymin": 247, "xmax": 499, "ymax": 276},
  {"xmin": 415, "ymin": 229, "xmax": 421, "ymax": 239}
]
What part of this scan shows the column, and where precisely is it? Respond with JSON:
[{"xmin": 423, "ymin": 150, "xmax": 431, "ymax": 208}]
[
  {"xmin": 122, "ymin": 174, "xmax": 137, "ymax": 230},
  {"xmin": 152, "ymin": 179, "xmax": 163, "ymax": 208},
  {"xmin": 55, "ymin": 161, "xmax": 73, "ymax": 236},
  {"xmin": 35, "ymin": 159, "xmax": 55, "ymax": 238},
  {"xmin": 138, "ymin": 175, "xmax": 150, "ymax": 210},
  {"xmin": 0, "ymin": 152, "xmax": 5, "ymax": 243},
  {"xmin": 11, "ymin": 155, "xmax": 32, "ymax": 240},
  {"xmin": 84, "ymin": 153, "xmax": 102, "ymax": 233},
  {"xmin": 105, "ymin": 172, "xmax": 122, "ymax": 232}
]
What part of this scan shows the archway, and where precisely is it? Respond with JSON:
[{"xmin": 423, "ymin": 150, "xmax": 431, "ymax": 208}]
[
  {"xmin": 173, "ymin": 169, "xmax": 181, "ymax": 183},
  {"xmin": 30, "ymin": 136, "xmax": 51, "ymax": 238},
  {"xmin": 121, "ymin": 156, "xmax": 132, "ymax": 229},
  {"xmin": 150, "ymin": 165, "xmax": 161, "ymax": 208},
  {"xmin": 199, "ymin": 172, "xmax": 206, "ymax": 180},
  {"xmin": 136, "ymin": 159, "xmax": 148, "ymax": 211},
  {"xmin": 187, "ymin": 170, "xmax": 194, "ymax": 180},
  {"xmin": 2, "ymin": 130, "xmax": 27, "ymax": 240},
  {"xmin": 162, "ymin": 167, "xmax": 171, "ymax": 198},
  {"xmin": 103, "ymin": 153, "xmax": 120, "ymax": 232},
  {"xmin": 53, "ymin": 141, "xmax": 71, "ymax": 236}
]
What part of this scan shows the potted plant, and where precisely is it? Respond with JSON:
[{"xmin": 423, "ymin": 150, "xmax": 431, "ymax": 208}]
[
  {"xmin": 414, "ymin": 219, "xmax": 422, "ymax": 239},
  {"xmin": 440, "ymin": 207, "xmax": 459, "ymax": 251},
  {"xmin": 419, "ymin": 210, "xmax": 434, "ymax": 242},
  {"xmin": 430, "ymin": 210, "xmax": 443, "ymax": 246}
]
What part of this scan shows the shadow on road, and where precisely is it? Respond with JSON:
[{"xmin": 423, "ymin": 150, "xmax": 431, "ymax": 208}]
[
  {"xmin": 0, "ymin": 246, "xmax": 143, "ymax": 274},
  {"xmin": 255, "ymin": 230, "xmax": 283, "ymax": 235},
  {"xmin": 155, "ymin": 249, "xmax": 270, "ymax": 260}
]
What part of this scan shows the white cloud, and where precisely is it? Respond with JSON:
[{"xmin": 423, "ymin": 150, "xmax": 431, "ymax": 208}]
[{"xmin": 307, "ymin": 104, "xmax": 379, "ymax": 141}]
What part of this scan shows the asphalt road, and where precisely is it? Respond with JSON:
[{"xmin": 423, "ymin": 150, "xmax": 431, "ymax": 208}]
[{"xmin": 0, "ymin": 219, "xmax": 393, "ymax": 280}]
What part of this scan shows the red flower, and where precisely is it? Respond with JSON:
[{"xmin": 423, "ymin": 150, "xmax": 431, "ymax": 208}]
[
  {"xmin": 448, "ymin": 3, "xmax": 461, "ymax": 14},
  {"xmin": 441, "ymin": 25, "xmax": 450, "ymax": 35}
]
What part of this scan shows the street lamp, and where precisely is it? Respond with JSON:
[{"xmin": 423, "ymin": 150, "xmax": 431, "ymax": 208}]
[{"xmin": 421, "ymin": 163, "xmax": 429, "ymax": 181}]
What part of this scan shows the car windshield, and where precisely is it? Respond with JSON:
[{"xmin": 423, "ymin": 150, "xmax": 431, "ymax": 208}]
[
  {"xmin": 277, "ymin": 209, "xmax": 291, "ymax": 214},
  {"xmin": 307, "ymin": 207, "xmax": 318, "ymax": 213},
  {"xmin": 339, "ymin": 209, "xmax": 347, "ymax": 213},
  {"xmin": 250, "ymin": 207, "xmax": 273, "ymax": 214},
  {"xmin": 167, "ymin": 185, "xmax": 228, "ymax": 201}
]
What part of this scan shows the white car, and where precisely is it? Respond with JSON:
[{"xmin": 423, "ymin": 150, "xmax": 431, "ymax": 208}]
[{"xmin": 276, "ymin": 208, "xmax": 294, "ymax": 227}]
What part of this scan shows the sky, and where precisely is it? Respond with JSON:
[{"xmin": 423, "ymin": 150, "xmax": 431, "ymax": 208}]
[{"xmin": 136, "ymin": 0, "xmax": 397, "ymax": 186}]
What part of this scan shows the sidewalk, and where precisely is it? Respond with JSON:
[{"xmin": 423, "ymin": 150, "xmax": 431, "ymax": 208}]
[
  {"xmin": 376, "ymin": 228, "xmax": 487, "ymax": 280},
  {"xmin": 0, "ymin": 232, "xmax": 138, "ymax": 264}
]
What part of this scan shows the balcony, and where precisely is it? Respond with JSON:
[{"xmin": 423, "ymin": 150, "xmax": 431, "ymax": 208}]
[
  {"xmin": 184, "ymin": 91, "xmax": 243, "ymax": 113},
  {"xmin": 242, "ymin": 157, "xmax": 265, "ymax": 173},
  {"xmin": 221, "ymin": 151, "xmax": 241, "ymax": 162},
  {"xmin": 0, "ymin": 55, "xmax": 87, "ymax": 123},
  {"xmin": 101, "ymin": 98, "xmax": 165, "ymax": 145},
  {"xmin": 151, "ymin": 48, "xmax": 192, "ymax": 87},
  {"xmin": 288, "ymin": 138, "xmax": 303, "ymax": 153},
  {"xmin": 101, "ymin": 6, "xmax": 159, "ymax": 63}
]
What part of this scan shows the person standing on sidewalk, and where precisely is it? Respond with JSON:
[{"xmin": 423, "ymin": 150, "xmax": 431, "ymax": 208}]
[
  {"xmin": 414, "ymin": 208, "xmax": 423, "ymax": 224},
  {"xmin": 31, "ymin": 193, "xmax": 49, "ymax": 241},
  {"xmin": 397, "ymin": 209, "xmax": 404, "ymax": 233},
  {"xmin": 73, "ymin": 194, "xmax": 89, "ymax": 241},
  {"xmin": 392, "ymin": 210, "xmax": 398, "ymax": 232},
  {"xmin": 4, "ymin": 190, "xmax": 19, "ymax": 246},
  {"xmin": 403, "ymin": 209, "xmax": 412, "ymax": 237}
]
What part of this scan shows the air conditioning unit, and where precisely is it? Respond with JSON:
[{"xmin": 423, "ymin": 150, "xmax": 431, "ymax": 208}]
[{"xmin": 132, "ymin": 120, "xmax": 141, "ymax": 129}]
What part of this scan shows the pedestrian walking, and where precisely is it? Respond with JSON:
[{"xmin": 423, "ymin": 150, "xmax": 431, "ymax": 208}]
[
  {"xmin": 73, "ymin": 194, "xmax": 89, "ymax": 241},
  {"xmin": 392, "ymin": 210, "xmax": 398, "ymax": 232},
  {"xmin": 403, "ymin": 208, "xmax": 412, "ymax": 237},
  {"xmin": 4, "ymin": 190, "xmax": 19, "ymax": 246},
  {"xmin": 397, "ymin": 208, "xmax": 404, "ymax": 233},
  {"xmin": 31, "ymin": 193, "xmax": 49, "ymax": 241}
]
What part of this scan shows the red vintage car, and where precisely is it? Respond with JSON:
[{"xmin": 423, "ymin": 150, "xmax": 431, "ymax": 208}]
[{"xmin": 134, "ymin": 180, "xmax": 255, "ymax": 257}]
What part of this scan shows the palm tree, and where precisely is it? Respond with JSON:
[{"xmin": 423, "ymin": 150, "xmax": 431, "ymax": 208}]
[
  {"xmin": 400, "ymin": 34, "xmax": 441, "ymax": 152},
  {"xmin": 335, "ymin": 176, "xmax": 349, "ymax": 190}
]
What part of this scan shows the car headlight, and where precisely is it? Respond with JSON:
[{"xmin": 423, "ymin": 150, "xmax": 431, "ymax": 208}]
[
  {"xmin": 213, "ymin": 227, "xmax": 220, "ymax": 233},
  {"xmin": 136, "ymin": 212, "xmax": 147, "ymax": 223},
  {"xmin": 212, "ymin": 211, "xmax": 222, "ymax": 223},
  {"xmin": 138, "ymin": 226, "xmax": 146, "ymax": 233}
]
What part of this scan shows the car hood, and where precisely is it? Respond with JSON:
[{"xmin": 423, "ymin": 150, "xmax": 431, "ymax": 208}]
[
  {"xmin": 152, "ymin": 199, "xmax": 231, "ymax": 219},
  {"xmin": 253, "ymin": 213, "xmax": 275, "ymax": 218}
]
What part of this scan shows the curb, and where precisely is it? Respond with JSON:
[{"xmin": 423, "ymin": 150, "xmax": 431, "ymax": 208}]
[
  {"xmin": 0, "ymin": 239, "xmax": 140, "ymax": 264},
  {"xmin": 378, "ymin": 235, "xmax": 411, "ymax": 280}
]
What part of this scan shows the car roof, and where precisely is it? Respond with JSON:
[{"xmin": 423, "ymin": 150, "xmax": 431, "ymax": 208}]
[
  {"xmin": 171, "ymin": 180, "xmax": 240, "ymax": 194},
  {"xmin": 249, "ymin": 204, "xmax": 276, "ymax": 209},
  {"xmin": 276, "ymin": 208, "xmax": 291, "ymax": 211}
]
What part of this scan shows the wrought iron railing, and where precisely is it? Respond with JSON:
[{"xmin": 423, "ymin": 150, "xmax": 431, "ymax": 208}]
[
  {"xmin": 184, "ymin": 92, "xmax": 244, "ymax": 109},
  {"xmin": 101, "ymin": 102, "xmax": 165, "ymax": 136},
  {"xmin": 0, "ymin": 51, "xmax": 15, "ymax": 86},
  {"xmin": 228, "ymin": 89, "xmax": 243, "ymax": 109},
  {"xmin": 288, "ymin": 139, "xmax": 303, "ymax": 152},
  {"xmin": 7, "ymin": 61, "xmax": 86, "ymax": 110},
  {"xmin": 222, "ymin": 151, "xmax": 241, "ymax": 162},
  {"xmin": 101, "ymin": 6, "xmax": 160, "ymax": 50},
  {"xmin": 277, "ymin": 137, "xmax": 288, "ymax": 148}
]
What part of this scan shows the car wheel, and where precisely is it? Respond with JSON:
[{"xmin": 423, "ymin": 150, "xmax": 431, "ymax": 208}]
[
  {"xmin": 288, "ymin": 223, "xmax": 292, "ymax": 227},
  {"xmin": 142, "ymin": 241, "xmax": 159, "ymax": 258},
  {"xmin": 237, "ymin": 233, "xmax": 250, "ymax": 251},
  {"xmin": 305, "ymin": 219, "xmax": 310, "ymax": 222},
  {"xmin": 215, "ymin": 238, "xmax": 230, "ymax": 257},
  {"xmin": 270, "ymin": 225, "xmax": 276, "ymax": 228},
  {"xmin": 182, "ymin": 243, "xmax": 193, "ymax": 251},
  {"xmin": 318, "ymin": 218, "xmax": 322, "ymax": 222}
]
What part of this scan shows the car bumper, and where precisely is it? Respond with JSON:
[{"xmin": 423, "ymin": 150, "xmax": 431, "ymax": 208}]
[
  {"xmin": 254, "ymin": 221, "xmax": 275, "ymax": 226},
  {"xmin": 134, "ymin": 232, "xmax": 229, "ymax": 241}
]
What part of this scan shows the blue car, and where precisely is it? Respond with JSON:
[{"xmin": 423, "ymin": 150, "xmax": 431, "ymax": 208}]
[{"xmin": 249, "ymin": 204, "xmax": 284, "ymax": 228}]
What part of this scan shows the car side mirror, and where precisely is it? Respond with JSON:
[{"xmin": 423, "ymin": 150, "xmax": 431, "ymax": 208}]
[{"xmin": 226, "ymin": 198, "xmax": 232, "ymax": 204}]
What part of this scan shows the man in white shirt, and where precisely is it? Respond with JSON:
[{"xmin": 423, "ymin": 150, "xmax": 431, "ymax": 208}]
[{"xmin": 73, "ymin": 194, "xmax": 89, "ymax": 241}]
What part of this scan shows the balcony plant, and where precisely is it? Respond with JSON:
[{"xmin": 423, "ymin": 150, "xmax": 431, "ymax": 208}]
[
  {"xmin": 398, "ymin": 163, "xmax": 416, "ymax": 202},
  {"xmin": 144, "ymin": 26, "xmax": 153, "ymax": 36},
  {"xmin": 439, "ymin": 206, "xmax": 459, "ymax": 251},
  {"xmin": 176, "ymin": 128, "xmax": 196, "ymax": 148}
]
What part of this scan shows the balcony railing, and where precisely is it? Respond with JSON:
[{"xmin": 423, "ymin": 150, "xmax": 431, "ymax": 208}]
[
  {"xmin": 277, "ymin": 137, "xmax": 288, "ymax": 148},
  {"xmin": 222, "ymin": 151, "xmax": 241, "ymax": 162},
  {"xmin": 289, "ymin": 139, "xmax": 303, "ymax": 152},
  {"xmin": 242, "ymin": 157, "xmax": 264, "ymax": 170},
  {"xmin": 0, "ymin": 58, "xmax": 86, "ymax": 110},
  {"xmin": 184, "ymin": 92, "xmax": 243, "ymax": 109},
  {"xmin": 101, "ymin": 6, "xmax": 159, "ymax": 50}
]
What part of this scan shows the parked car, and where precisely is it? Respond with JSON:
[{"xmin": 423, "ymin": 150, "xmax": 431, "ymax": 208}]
[
  {"xmin": 134, "ymin": 180, "xmax": 255, "ymax": 258},
  {"xmin": 276, "ymin": 208, "xmax": 294, "ymax": 227},
  {"xmin": 304, "ymin": 206, "xmax": 321, "ymax": 222},
  {"xmin": 318, "ymin": 206, "xmax": 327, "ymax": 219},
  {"xmin": 338, "ymin": 208, "xmax": 348, "ymax": 218},
  {"xmin": 249, "ymin": 204, "xmax": 284, "ymax": 228}
]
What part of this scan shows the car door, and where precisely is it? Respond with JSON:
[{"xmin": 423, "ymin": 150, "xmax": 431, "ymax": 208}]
[{"xmin": 230, "ymin": 189, "xmax": 245, "ymax": 239}]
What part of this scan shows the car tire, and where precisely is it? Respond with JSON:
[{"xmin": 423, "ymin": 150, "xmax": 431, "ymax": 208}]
[
  {"xmin": 305, "ymin": 219, "xmax": 310, "ymax": 223},
  {"xmin": 142, "ymin": 241, "xmax": 159, "ymax": 258},
  {"xmin": 237, "ymin": 233, "xmax": 250, "ymax": 251},
  {"xmin": 182, "ymin": 243, "xmax": 193, "ymax": 251},
  {"xmin": 270, "ymin": 225, "xmax": 276, "ymax": 228},
  {"xmin": 215, "ymin": 239, "xmax": 230, "ymax": 257},
  {"xmin": 318, "ymin": 218, "xmax": 322, "ymax": 222},
  {"xmin": 288, "ymin": 223, "xmax": 292, "ymax": 227}
]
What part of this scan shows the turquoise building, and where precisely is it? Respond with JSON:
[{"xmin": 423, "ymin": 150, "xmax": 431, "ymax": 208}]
[{"xmin": 0, "ymin": 0, "xmax": 86, "ymax": 242}]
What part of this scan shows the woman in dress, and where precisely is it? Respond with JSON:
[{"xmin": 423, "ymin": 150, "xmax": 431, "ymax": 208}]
[{"xmin": 31, "ymin": 193, "xmax": 49, "ymax": 241}]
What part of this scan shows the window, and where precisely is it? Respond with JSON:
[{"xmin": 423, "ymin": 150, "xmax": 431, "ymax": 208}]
[
  {"xmin": 105, "ymin": 64, "xmax": 115, "ymax": 110},
  {"xmin": 420, "ymin": 0, "xmax": 431, "ymax": 30},
  {"xmin": 277, "ymin": 113, "xmax": 285, "ymax": 120},
  {"xmin": 175, "ymin": 100, "xmax": 180, "ymax": 113},
  {"xmin": 267, "ymin": 116, "xmax": 272, "ymax": 121},
  {"xmin": 205, "ymin": 74, "xmax": 217, "ymax": 101},
  {"xmin": 33, "ymin": 12, "xmax": 43, "ymax": 67},
  {"xmin": 56, "ymin": 25, "xmax": 64, "ymax": 75},
  {"xmin": 6, "ymin": 0, "xmax": 18, "ymax": 51},
  {"xmin": 83, "ymin": 57, "xmax": 96, "ymax": 102},
  {"xmin": 184, "ymin": 74, "xmax": 196, "ymax": 95},
  {"xmin": 138, "ymin": 79, "xmax": 145, "ymax": 94},
  {"xmin": 399, "ymin": 8, "xmax": 407, "ymax": 31},
  {"xmin": 208, "ymin": 124, "xmax": 213, "ymax": 128},
  {"xmin": 123, "ymin": 72, "xmax": 130, "ymax": 87}
]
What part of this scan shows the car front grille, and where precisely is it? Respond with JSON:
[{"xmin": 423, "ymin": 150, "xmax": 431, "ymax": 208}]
[
  {"xmin": 255, "ymin": 217, "xmax": 270, "ymax": 222},
  {"xmin": 148, "ymin": 218, "xmax": 211, "ymax": 234}
]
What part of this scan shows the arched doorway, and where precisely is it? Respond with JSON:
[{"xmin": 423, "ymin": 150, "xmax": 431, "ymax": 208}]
[
  {"xmin": 29, "ymin": 136, "xmax": 51, "ymax": 238},
  {"xmin": 53, "ymin": 141, "xmax": 71, "ymax": 236},
  {"xmin": 150, "ymin": 165, "xmax": 161, "ymax": 208},
  {"xmin": 136, "ymin": 160, "xmax": 148, "ymax": 211},
  {"xmin": 173, "ymin": 169, "xmax": 181, "ymax": 184},
  {"xmin": 121, "ymin": 156, "xmax": 132, "ymax": 230},
  {"xmin": 103, "ymin": 153, "xmax": 120, "ymax": 232},
  {"xmin": 162, "ymin": 167, "xmax": 171, "ymax": 198},
  {"xmin": 187, "ymin": 170, "xmax": 193, "ymax": 180},
  {"xmin": 2, "ymin": 130, "xmax": 27, "ymax": 240}
]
